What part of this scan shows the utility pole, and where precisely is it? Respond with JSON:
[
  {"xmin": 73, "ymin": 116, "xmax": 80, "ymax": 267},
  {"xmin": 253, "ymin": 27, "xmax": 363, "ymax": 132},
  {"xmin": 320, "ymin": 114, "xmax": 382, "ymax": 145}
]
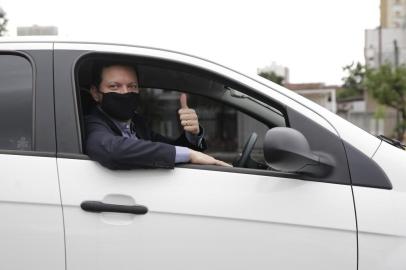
[
  {"xmin": 378, "ymin": 26, "xmax": 382, "ymax": 66},
  {"xmin": 394, "ymin": 39, "xmax": 399, "ymax": 67}
]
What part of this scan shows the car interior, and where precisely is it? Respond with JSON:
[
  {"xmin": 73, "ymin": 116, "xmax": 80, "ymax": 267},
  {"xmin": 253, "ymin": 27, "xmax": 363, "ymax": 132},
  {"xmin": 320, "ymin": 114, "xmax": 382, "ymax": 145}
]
[{"xmin": 75, "ymin": 53, "xmax": 288, "ymax": 170}]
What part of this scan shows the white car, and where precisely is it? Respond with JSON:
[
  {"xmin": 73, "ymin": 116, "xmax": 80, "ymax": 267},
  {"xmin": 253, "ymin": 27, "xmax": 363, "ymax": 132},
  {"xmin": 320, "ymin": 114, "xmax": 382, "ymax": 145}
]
[{"xmin": 0, "ymin": 38, "xmax": 405, "ymax": 270}]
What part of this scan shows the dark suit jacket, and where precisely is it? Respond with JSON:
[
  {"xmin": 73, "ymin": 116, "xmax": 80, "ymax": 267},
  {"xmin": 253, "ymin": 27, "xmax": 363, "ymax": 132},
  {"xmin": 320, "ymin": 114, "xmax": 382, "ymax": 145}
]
[{"xmin": 85, "ymin": 108, "xmax": 207, "ymax": 170}]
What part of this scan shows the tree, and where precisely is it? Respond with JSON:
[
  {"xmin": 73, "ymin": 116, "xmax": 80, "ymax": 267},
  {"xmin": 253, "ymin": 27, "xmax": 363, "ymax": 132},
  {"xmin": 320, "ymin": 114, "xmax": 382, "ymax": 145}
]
[
  {"xmin": 364, "ymin": 64, "xmax": 406, "ymax": 140},
  {"xmin": 340, "ymin": 62, "xmax": 366, "ymax": 99},
  {"xmin": 258, "ymin": 71, "xmax": 284, "ymax": 85},
  {"xmin": 340, "ymin": 62, "xmax": 406, "ymax": 140},
  {"xmin": 0, "ymin": 7, "xmax": 8, "ymax": 37}
]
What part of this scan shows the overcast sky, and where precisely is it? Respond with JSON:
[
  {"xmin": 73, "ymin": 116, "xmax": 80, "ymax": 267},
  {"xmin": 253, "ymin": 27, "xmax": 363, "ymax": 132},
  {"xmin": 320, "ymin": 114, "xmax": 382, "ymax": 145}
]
[{"xmin": 0, "ymin": 0, "xmax": 380, "ymax": 85}]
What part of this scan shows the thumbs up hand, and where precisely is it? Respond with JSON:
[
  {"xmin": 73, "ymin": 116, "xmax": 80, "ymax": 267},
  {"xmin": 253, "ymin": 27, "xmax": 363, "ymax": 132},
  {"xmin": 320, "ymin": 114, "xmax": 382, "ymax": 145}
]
[{"xmin": 178, "ymin": 93, "xmax": 200, "ymax": 135}]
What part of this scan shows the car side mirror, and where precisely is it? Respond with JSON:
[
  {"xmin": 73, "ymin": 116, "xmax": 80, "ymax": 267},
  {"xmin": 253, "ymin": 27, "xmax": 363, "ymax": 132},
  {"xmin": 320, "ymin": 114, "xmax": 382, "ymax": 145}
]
[{"xmin": 263, "ymin": 127, "xmax": 334, "ymax": 178}]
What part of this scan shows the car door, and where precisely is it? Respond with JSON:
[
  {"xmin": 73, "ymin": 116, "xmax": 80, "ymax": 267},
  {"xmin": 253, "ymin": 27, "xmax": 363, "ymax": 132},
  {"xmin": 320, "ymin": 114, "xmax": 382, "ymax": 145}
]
[
  {"xmin": 0, "ymin": 43, "xmax": 65, "ymax": 269},
  {"xmin": 352, "ymin": 142, "xmax": 406, "ymax": 270},
  {"xmin": 54, "ymin": 43, "xmax": 357, "ymax": 270}
]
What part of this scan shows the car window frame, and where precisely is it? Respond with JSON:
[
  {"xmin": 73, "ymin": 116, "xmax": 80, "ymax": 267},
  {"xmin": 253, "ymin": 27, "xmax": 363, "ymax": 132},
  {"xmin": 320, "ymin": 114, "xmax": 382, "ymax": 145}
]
[
  {"xmin": 0, "ymin": 48, "xmax": 56, "ymax": 157},
  {"xmin": 54, "ymin": 47, "xmax": 393, "ymax": 189},
  {"xmin": 53, "ymin": 50, "xmax": 355, "ymax": 186}
]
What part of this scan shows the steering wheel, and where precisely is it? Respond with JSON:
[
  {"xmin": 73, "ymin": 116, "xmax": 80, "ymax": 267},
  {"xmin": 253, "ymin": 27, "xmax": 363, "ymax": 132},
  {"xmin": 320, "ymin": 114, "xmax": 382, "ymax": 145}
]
[{"xmin": 234, "ymin": 132, "xmax": 258, "ymax": 168}]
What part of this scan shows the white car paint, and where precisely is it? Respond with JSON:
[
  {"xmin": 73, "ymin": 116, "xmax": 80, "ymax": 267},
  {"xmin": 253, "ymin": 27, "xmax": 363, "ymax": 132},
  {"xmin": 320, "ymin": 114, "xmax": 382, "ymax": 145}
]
[
  {"xmin": 58, "ymin": 158, "xmax": 356, "ymax": 270},
  {"xmin": 0, "ymin": 154, "xmax": 65, "ymax": 270},
  {"xmin": 354, "ymin": 142, "xmax": 406, "ymax": 270},
  {"xmin": 52, "ymin": 41, "xmax": 356, "ymax": 269}
]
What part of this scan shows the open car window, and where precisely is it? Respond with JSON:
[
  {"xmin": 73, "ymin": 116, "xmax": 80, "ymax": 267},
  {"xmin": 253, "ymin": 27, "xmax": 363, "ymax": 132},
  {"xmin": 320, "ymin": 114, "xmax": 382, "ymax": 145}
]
[
  {"xmin": 72, "ymin": 52, "xmax": 358, "ymax": 185},
  {"xmin": 75, "ymin": 53, "xmax": 287, "ymax": 171},
  {"xmin": 137, "ymin": 88, "xmax": 273, "ymax": 166}
]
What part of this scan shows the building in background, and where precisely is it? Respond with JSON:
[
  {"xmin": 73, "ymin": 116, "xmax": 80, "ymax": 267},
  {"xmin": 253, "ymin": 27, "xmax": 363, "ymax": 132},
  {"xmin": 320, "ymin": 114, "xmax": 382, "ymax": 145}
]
[
  {"xmin": 285, "ymin": 83, "xmax": 337, "ymax": 113},
  {"xmin": 380, "ymin": 0, "xmax": 406, "ymax": 28},
  {"xmin": 355, "ymin": 0, "xmax": 400, "ymax": 137},
  {"xmin": 17, "ymin": 25, "xmax": 58, "ymax": 36},
  {"xmin": 366, "ymin": 0, "xmax": 406, "ymax": 68},
  {"xmin": 336, "ymin": 91, "xmax": 397, "ymax": 136},
  {"xmin": 365, "ymin": 25, "xmax": 406, "ymax": 69},
  {"xmin": 365, "ymin": 27, "xmax": 406, "ymax": 68}
]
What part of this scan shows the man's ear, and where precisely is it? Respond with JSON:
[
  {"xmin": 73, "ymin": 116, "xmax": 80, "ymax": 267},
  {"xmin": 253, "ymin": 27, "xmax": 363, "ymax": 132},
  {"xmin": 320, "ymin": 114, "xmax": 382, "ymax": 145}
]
[{"xmin": 90, "ymin": 86, "xmax": 102, "ymax": 103}]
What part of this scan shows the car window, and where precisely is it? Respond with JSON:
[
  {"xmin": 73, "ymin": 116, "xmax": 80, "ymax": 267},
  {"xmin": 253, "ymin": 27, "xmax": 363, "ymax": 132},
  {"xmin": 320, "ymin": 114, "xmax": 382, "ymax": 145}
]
[
  {"xmin": 75, "ymin": 55, "xmax": 287, "ymax": 170},
  {"xmin": 67, "ymin": 52, "xmax": 354, "ymax": 184},
  {"xmin": 138, "ymin": 88, "xmax": 270, "ymax": 165},
  {"xmin": 0, "ymin": 54, "xmax": 33, "ymax": 151}
]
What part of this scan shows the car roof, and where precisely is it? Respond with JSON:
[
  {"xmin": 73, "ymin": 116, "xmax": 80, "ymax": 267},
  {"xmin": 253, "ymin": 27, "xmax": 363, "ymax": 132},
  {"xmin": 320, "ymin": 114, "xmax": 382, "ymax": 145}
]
[{"xmin": 0, "ymin": 36, "xmax": 147, "ymax": 48}]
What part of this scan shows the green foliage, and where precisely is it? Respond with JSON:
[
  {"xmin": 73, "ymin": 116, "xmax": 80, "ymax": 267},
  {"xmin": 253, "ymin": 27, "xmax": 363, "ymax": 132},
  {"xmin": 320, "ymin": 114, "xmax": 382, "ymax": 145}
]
[
  {"xmin": 258, "ymin": 71, "xmax": 284, "ymax": 85},
  {"xmin": 364, "ymin": 64, "xmax": 406, "ymax": 110},
  {"xmin": 339, "ymin": 62, "xmax": 366, "ymax": 99},
  {"xmin": 341, "ymin": 62, "xmax": 406, "ymax": 139},
  {"xmin": 364, "ymin": 64, "xmax": 406, "ymax": 139},
  {"xmin": 373, "ymin": 105, "xmax": 386, "ymax": 119}
]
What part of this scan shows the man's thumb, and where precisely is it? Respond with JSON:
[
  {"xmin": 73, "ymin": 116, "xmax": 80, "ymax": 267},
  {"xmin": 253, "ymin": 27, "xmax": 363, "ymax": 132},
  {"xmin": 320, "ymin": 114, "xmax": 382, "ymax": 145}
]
[{"xmin": 180, "ymin": 93, "xmax": 188, "ymax": 109}]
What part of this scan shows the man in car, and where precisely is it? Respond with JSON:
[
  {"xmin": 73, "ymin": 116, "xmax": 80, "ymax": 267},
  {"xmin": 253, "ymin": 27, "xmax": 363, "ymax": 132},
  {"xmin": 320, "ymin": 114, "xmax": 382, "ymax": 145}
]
[{"xmin": 85, "ymin": 61, "xmax": 230, "ymax": 169}]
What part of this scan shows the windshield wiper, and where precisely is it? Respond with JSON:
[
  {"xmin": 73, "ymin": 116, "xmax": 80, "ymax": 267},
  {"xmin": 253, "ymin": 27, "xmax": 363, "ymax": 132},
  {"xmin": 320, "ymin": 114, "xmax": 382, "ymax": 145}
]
[{"xmin": 376, "ymin": 135, "xmax": 406, "ymax": 150}]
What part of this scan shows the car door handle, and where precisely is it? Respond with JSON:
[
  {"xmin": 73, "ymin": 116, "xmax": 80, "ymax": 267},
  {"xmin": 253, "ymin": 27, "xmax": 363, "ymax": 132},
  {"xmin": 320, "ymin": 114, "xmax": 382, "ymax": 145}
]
[{"xmin": 80, "ymin": 201, "xmax": 148, "ymax": 215}]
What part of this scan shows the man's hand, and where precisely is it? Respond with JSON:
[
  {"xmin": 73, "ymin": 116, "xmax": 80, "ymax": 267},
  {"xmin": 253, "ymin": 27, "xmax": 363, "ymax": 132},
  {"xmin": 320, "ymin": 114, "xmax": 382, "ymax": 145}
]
[
  {"xmin": 178, "ymin": 93, "xmax": 200, "ymax": 135},
  {"xmin": 189, "ymin": 150, "xmax": 232, "ymax": 167}
]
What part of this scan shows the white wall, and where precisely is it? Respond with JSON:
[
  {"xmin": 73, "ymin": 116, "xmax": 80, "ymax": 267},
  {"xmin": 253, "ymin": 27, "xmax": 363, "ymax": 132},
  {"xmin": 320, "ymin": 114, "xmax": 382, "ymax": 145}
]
[{"xmin": 365, "ymin": 28, "xmax": 406, "ymax": 68}]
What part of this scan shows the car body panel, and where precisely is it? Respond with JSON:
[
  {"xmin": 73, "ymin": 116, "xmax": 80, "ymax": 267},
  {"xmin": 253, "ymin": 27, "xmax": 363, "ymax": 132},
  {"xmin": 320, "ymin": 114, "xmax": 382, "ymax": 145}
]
[
  {"xmin": 0, "ymin": 41, "xmax": 53, "ymax": 50},
  {"xmin": 0, "ymin": 155, "xmax": 65, "ymax": 270},
  {"xmin": 0, "ymin": 44, "xmax": 64, "ymax": 269},
  {"xmin": 354, "ymin": 142, "xmax": 406, "ymax": 270},
  {"xmin": 58, "ymin": 158, "xmax": 356, "ymax": 270}
]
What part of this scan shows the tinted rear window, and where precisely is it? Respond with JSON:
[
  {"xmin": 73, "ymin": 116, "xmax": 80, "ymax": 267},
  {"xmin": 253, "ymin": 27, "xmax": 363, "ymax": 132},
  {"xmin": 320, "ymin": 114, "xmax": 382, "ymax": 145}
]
[{"xmin": 0, "ymin": 54, "xmax": 33, "ymax": 151}]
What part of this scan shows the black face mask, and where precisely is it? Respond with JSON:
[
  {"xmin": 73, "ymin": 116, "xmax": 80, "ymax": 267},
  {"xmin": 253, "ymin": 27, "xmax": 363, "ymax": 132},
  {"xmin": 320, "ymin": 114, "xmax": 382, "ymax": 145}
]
[{"xmin": 100, "ymin": 92, "xmax": 140, "ymax": 121}]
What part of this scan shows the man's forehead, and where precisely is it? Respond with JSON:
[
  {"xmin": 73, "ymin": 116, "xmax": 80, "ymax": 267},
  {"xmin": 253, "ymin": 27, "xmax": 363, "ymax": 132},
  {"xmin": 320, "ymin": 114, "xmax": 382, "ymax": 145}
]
[{"xmin": 102, "ymin": 65, "xmax": 137, "ymax": 79}]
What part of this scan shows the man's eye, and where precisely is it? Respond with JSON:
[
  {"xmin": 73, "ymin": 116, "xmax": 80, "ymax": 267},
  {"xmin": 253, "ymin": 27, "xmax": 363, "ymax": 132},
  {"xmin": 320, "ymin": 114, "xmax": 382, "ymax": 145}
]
[
  {"xmin": 128, "ymin": 84, "xmax": 138, "ymax": 90},
  {"xmin": 109, "ymin": 84, "xmax": 119, "ymax": 90}
]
